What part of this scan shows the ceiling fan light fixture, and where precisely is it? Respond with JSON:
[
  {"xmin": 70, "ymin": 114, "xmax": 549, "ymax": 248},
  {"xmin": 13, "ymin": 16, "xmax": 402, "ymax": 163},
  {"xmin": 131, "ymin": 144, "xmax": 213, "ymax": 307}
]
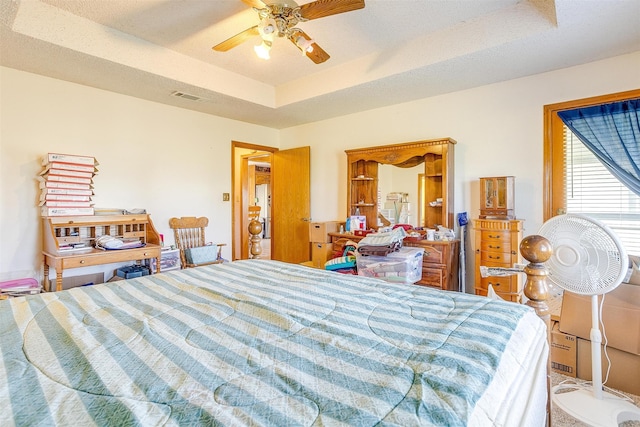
[
  {"xmin": 254, "ymin": 40, "xmax": 272, "ymax": 60},
  {"xmin": 258, "ymin": 18, "xmax": 277, "ymax": 41},
  {"xmin": 295, "ymin": 36, "xmax": 314, "ymax": 53},
  {"xmin": 213, "ymin": 0, "xmax": 365, "ymax": 64}
]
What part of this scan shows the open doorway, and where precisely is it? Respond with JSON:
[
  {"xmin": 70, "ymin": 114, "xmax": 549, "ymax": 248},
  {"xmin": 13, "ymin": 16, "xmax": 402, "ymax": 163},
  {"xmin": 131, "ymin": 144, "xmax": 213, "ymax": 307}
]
[
  {"xmin": 232, "ymin": 141, "xmax": 276, "ymax": 260},
  {"xmin": 232, "ymin": 141, "xmax": 311, "ymax": 263},
  {"xmin": 249, "ymin": 157, "xmax": 272, "ymax": 259}
]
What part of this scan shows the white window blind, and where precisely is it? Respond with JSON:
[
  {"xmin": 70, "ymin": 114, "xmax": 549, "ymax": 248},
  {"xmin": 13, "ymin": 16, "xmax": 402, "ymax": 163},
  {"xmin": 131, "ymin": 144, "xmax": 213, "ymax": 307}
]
[{"xmin": 564, "ymin": 127, "xmax": 640, "ymax": 256}]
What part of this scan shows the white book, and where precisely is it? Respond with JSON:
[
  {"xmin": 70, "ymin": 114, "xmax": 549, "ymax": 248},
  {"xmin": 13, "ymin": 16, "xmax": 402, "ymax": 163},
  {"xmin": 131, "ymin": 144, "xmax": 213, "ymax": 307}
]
[
  {"xmin": 40, "ymin": 200, "xmax": 93, "ymax": 207},
  {"xmin": 41, "ymin": 187, "xmax": 94, "ymax": 196},
  {"xmin": 43, "ymin": 162, "xmax": 98, "ymax": 173},
  {"xmin": 39, "ymin": 193, "xmax": 91, "ymax": 202},
  {"xmin": 40, "ymin": 167, "xmax": 95, "ymax": 179},
  {"xmin": 41, "ymin": 206, "xmax": 95, "ymax": 216},
  {"xmin": 43, "ymin": 153, "xmax": 98, "ymax": 167},
  {"xmin": 39, "ymin": 180, "xmax": 93, "ymax": 190},
  {"xmin": 37, "ymin": 174, "xmax": 93, "ymax": 185}
]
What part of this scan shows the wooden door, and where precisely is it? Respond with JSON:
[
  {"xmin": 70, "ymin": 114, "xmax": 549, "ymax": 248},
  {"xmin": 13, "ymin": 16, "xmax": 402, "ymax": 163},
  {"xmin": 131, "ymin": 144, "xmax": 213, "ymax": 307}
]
[{"xmin": 272, "ymin": 146, "xmax": 310, "ymax": 263}]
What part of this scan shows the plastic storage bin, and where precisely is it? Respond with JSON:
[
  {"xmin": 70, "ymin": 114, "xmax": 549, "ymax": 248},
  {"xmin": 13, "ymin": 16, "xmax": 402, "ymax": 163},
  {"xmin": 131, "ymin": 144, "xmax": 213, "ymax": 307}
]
[
  {"xmin": 356, "ymin": 247, "xmax": 425, "ymax": 284},
  {"xmin": 147, "ymin": 248, "xmax": 181, "ymax": 273}
]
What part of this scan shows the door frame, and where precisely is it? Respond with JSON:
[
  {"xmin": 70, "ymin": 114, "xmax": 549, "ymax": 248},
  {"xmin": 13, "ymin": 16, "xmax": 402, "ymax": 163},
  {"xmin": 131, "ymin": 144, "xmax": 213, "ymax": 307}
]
[{"xmin": 231, "ymin": 141, "xmax": 277, "ymax": 260}]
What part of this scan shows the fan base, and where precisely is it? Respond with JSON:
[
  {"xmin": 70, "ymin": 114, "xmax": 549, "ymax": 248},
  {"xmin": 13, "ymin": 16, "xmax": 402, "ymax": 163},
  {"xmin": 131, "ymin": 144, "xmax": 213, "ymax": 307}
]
[{"xmin": 552, "ymin": 385, "xmax": 640, "ymax": 427}]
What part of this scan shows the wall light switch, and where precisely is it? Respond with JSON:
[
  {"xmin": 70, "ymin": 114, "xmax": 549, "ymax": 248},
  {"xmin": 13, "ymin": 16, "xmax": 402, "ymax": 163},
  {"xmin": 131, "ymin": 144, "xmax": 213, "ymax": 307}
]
[{"xmin": 222, "ymin": 193, "xmax": 230, "ymax": 201}]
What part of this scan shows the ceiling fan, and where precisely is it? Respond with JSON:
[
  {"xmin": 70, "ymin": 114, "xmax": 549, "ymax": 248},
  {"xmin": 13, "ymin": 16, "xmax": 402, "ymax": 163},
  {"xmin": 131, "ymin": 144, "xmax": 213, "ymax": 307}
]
[{"xmin": 212, "ymin": 0, "xmax": 365, "ymax": 64}]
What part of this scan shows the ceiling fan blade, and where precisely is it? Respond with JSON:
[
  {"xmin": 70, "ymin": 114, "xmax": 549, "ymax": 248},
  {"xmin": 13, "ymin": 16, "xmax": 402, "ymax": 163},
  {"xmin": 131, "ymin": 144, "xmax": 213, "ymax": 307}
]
[
  {"xmin": 305, "ymin": 42, "xmax": 330, "ymax": 64},
  {"xmin": 212, "ymin": 26, "xmax": 260, "ymax": 52},
  {"xmin": 240, "ymin": 0, "xmax": 266, "ymax": 9},
  {"xmin": 289, "ymin": 30, "xmax": 330, "ymax": 64},
  {"xmin": 299, "ymin": 0, "xmax": 365, "ymax": 20}
]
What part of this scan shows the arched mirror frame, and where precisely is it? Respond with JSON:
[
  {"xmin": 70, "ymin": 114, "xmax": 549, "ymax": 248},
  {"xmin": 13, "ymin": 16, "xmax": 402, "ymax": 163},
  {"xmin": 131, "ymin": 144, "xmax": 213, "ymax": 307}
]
[{"xmin": 345, "ymin": 138, "xmax": 456, "ymax": 231}]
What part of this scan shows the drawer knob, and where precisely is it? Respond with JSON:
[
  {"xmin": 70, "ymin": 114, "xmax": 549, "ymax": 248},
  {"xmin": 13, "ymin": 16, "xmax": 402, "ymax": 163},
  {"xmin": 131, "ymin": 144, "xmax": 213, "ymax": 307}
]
[
  {"xmin": 144, "ymin": 252, "xmax": 149, "ymax": 256},
  {"xmin": 80, "ymin": 260, "xmax": 85, "ymax": 264}
]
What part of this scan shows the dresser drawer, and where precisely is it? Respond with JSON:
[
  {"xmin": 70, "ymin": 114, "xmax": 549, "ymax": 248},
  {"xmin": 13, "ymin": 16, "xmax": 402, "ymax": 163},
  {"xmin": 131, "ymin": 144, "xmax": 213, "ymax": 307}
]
[
  {"xmin": 403, "ymin": 241, "xmax": 448, "ymax": 265},
  {"xmin": 62, "ymin": 255, "xmax": 105, "ymax": 269},
  {"xmin": 58, "ymin": 236, "xmax": 81, "ymax": 245},
  {"xmin": 479, "ymin": 251, "xmax": 513, "ymax": 266},
  {"xmin": 481, "ymin": 230, "xmax": 510, "ymax": 242},
  {"xmin": 123, "ymin": 231, "xmax": 146, "ymax": 238},
  {"xmin": 421, "ymin": 245, "xmax": 445, "ymax": 265},
  {"xmin": 478, "ymin": 276, "xmax": 520, "ymax": 293},
  {"xmin": 416, "ymin": 266, "xmax": 445, "ymax": 288},
  {"xmin": 480, "ymin": 240, "xmax": 512, "ymax": 253},
  {"xmin": 475, "ymin": 287, "xmax": 521, "ymax": 302}
]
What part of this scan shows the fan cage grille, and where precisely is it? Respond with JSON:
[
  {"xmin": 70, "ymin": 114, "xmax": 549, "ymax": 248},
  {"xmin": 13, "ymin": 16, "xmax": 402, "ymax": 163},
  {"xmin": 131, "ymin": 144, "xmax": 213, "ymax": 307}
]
[{"xmin": 538, "ymin": 214, "xmax": 627, "ymax": 295}]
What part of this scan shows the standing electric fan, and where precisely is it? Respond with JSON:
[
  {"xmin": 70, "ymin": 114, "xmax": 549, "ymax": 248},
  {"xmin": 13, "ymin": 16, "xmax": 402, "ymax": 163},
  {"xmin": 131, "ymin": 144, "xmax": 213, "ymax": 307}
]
[{"xmin": 539, "ymin": 214, "xmax": 640, "ymax": 426}]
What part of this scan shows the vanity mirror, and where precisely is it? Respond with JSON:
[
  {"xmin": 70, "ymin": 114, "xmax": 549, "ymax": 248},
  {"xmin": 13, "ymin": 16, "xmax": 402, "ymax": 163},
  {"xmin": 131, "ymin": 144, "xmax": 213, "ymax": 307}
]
[{"xmin": 345, "ymin": 138, "xmax": 456, "ymax": 231}]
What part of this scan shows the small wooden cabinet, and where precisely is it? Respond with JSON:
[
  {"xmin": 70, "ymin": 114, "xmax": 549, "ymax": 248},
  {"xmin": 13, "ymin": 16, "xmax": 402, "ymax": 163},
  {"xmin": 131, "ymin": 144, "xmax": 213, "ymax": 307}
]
[
  {"xmin": 42, "ymin": 214, "xmax": 162, "ymax": 292},
  {"xmin": 474, "ymin": 219, "xmax": 523, "ymax": 302},
  {"xmin": 479, "ymin": 176, "xmax": 515, "ymax": 219}
]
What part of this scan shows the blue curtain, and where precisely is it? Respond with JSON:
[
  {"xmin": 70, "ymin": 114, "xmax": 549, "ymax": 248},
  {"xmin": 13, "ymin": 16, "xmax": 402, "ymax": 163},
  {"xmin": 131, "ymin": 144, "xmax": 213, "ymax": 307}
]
[{"xmin": 558, "ymin": 99, "xmax": 640, "ymax": 197}]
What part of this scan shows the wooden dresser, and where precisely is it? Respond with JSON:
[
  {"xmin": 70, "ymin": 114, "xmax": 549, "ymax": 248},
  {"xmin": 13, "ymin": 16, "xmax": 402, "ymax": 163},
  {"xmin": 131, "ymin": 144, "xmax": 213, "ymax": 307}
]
[
  {"xmin": 473, "ymin": 219, "xmax": 524, "ymax": 302},
  {"xmin": 328, "ymin": 232, "xmax": 460, "ymax": 291},
  {"xmin": 403, "ymin": 239, "xmax": 460, "ymax": 291},
  {"xmin": 42, "ymin": 214, "xmax": 162, "ymax": 292}
]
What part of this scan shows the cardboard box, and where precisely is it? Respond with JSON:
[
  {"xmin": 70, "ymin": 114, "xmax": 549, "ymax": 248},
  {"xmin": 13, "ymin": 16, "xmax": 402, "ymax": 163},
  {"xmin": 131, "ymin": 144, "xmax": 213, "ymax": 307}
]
[
  {"xmin": 559, "ymin": 284, "xmax": 640, "ymax": 355},
  {"xmin": 577, "ymin": 337, "xmax": 640, "ymax": 395},
  {"xmin": 309, "ymin": 221, "xmax": 341, "ymax": 243},
  {"xmin": 300, "ymin": 261, "xmax": 316, "ymax": 269},
  {"xmin": 62, "ymin": 272, "xmax": 104, "ymax": 290},
  {"xmin": 312, "ymin": 242, "xmax": 334, "ymax": 268},
  {"xmin": 626, "ymin": 255, "xmax": 640, "ymax": 285},
  {"xmin": 550, "ymin": 321, "xmax": 577, "ymax": 378}
]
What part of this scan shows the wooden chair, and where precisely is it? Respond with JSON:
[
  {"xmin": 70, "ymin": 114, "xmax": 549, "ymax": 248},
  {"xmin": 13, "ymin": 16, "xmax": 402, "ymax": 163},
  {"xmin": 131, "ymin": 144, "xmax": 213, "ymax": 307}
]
[{"xmin": 169, "ymin": 216, "xmax": 225, "ymax": 268}]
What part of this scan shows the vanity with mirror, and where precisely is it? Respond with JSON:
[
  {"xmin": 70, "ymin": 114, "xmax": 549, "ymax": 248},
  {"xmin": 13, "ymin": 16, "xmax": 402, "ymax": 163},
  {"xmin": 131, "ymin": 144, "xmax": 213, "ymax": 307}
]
[
  {"xmin": 345, "ymin": 138, "xmax": 456, "ymax": 230},
  {"xmin": 344, "ymin": 138, "xmax": 460, "ymax": 291}
]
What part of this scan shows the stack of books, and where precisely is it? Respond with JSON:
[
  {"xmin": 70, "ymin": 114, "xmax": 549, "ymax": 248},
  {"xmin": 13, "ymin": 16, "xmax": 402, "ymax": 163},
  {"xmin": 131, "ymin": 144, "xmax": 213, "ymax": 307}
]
[{"xmin": 37, "ymin": 153, "xmax": 98, "ymax": 216}]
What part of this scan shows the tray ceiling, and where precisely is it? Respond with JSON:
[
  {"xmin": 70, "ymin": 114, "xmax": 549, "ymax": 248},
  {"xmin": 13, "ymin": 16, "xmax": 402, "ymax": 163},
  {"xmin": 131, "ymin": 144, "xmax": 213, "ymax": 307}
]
[{"xmin": 1, "ymin": 0, "xmax": 639, "ymax": 128}]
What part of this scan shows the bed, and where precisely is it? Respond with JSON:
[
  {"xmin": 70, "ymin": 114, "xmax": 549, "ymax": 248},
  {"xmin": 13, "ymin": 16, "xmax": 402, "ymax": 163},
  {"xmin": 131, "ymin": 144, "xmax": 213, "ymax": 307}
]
[{"xmin": 0, "ymin": 259, "xmax": 548, "ymax": 426}]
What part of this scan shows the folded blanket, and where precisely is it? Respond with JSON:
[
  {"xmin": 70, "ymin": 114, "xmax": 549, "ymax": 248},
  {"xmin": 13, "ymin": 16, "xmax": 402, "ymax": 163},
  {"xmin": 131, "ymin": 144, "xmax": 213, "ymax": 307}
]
[
  {"xmin": 357, "ymin": 241, "xmax": 401, "ymax": 256},
  {"xmin": 357, "ymin": 227, "xmax": 406, "ymax": 247}
]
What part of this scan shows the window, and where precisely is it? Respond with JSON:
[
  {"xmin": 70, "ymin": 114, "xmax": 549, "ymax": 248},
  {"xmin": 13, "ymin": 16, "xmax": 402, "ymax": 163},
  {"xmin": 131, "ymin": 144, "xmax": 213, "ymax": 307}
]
[{"xmin": 544, "ymin": 89, "xmax": 640, "ymax": 256}]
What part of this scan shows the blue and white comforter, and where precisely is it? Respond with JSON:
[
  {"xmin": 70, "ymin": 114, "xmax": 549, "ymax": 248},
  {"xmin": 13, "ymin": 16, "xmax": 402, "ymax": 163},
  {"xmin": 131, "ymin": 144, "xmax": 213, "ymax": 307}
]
[{"xmin": 0, "ymin": 260, "xmax": 547, "ymax": 426}]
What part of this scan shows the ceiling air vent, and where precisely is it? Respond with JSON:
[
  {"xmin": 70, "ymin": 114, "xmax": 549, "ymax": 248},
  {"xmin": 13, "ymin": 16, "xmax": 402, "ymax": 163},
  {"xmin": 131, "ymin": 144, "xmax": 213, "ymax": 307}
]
[{"xmin": 171, "ymin": 91, "xmax": 202, "ymax": 101}]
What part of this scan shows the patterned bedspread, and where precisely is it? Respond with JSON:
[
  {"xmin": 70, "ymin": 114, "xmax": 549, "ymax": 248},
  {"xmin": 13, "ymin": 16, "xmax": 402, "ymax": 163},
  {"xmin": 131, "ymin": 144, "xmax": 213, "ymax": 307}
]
[{"xmin": 0, "ymin": 260, "xmax": 547, "ymax": 426}]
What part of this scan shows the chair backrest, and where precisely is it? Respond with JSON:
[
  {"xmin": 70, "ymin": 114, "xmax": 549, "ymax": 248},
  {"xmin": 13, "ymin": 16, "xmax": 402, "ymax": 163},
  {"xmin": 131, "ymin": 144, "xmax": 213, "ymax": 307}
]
[
  {"xmin": 248, "ymin": 206, "xmax": 261, "ymax": 221},
  {"xmin": 169, "ymin": 216, "xmax": 208, "ymax": 267}
]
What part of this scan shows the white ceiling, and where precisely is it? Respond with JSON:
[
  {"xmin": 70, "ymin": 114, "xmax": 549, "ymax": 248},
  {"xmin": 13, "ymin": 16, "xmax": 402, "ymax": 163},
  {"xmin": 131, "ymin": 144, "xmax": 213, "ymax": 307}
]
[{"xmin": 1, "ymin": 0, "xmax": 639, "ymax": 129}]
